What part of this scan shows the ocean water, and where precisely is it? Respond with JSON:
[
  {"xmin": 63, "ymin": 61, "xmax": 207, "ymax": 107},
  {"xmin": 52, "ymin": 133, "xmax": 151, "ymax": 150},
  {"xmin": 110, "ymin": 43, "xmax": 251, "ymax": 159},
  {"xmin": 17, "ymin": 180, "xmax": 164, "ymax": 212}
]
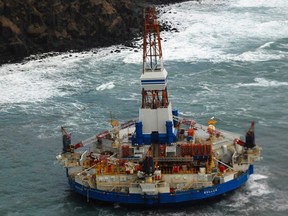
[{"xmin": 1, "ymin": 0, "xmax": 288, "ymax": 215}]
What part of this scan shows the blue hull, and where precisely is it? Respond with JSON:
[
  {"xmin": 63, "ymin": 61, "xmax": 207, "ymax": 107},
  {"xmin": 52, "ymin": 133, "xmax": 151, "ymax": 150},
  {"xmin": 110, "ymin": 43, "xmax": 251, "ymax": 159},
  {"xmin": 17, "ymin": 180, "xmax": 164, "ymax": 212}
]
[{"xmin": 68, "ymin": 165, "xmax": 253, "ymax": 206}]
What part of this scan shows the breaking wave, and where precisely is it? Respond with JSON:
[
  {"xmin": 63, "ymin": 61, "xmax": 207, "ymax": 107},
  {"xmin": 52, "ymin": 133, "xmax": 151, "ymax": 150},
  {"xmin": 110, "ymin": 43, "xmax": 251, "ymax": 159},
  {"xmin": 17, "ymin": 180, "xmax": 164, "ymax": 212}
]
[
  {"xmin": 0, "ymin": 60, "xmax": 80, "ymax": 104},
  {"xmin": 235, "ymin": 77, "xmax": 288, "ymax": 88},
  {"xmin": 96, "ymin": 82, "xmax": 115, "ymax": 91},
  {"xmin": 123, "ymin": 0, "xmax": 288, "ymax": 64},
  {"xmin": 1, "ymin": 0, "xmax": 287, "ymax": 105}
]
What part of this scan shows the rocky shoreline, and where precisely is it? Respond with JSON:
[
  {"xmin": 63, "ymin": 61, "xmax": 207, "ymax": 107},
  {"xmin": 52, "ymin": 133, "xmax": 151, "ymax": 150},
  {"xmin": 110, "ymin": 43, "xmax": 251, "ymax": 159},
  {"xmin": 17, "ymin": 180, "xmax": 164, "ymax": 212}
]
[{"xmin": 0, "ymin": 0, "xmax": 189, "ymax": 65}]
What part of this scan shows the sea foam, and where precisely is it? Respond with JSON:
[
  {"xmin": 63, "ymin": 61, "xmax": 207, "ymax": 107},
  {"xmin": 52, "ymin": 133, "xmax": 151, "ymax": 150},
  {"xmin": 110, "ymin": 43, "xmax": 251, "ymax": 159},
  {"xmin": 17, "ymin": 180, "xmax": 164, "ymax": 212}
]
[
  {"xmin": 96, "ymin": 82, "xmax": 115, "ymax": 91},
  {"xmin": 235, "ymin": 77, "xmax": 288, "ymax": 88}
]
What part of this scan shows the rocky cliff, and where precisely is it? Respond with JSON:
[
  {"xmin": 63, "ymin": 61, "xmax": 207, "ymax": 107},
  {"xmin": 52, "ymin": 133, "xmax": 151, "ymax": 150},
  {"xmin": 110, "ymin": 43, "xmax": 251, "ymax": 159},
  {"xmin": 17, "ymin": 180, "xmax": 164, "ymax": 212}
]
[{"xmin": 0, "ymin": 0, "xmax": 187, "ymax": 64}]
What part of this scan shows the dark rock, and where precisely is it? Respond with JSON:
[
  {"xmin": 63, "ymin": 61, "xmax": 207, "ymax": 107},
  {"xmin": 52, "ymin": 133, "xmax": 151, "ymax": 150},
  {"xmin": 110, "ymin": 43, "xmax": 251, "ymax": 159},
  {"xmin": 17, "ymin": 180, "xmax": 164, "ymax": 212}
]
[
  {"xmin": 171, "ymin": 27, "xmax": 179, "ymax": 32},
  {"xmin": 8, "ymin": 38, "xmax": 28, "ymax": 57},
  {"xmin": 0, "ymin": 0, "xmax": 188, "ymax": 65}
]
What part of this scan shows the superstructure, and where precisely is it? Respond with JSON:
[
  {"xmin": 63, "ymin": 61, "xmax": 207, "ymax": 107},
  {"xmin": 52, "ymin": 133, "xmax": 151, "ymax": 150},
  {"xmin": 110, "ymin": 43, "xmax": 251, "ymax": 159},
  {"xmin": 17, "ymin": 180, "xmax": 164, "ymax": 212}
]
[{"xmin": 56, "ymin": 7, "xmax": 261, "ymax": 206}]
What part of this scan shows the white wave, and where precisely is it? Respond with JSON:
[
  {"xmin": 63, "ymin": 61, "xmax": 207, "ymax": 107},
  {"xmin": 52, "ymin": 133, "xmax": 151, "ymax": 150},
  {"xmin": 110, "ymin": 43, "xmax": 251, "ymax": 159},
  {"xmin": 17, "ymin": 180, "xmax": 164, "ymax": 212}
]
[
  {"xmin": 224, "ymin": 171, "xmax": 272, "ymax": 211},
  {"xmin": 234, "ymin": 49, "xmax": 287, "ymax": 62},
  {"xmin": 119, "ymin": 93, "xmax": 140, "ymax": 101},
  {"xmin": 242, "ymin": 169, "xmax": 288, "ymax": 213},
  {"xmin": 235, "ymin": 77, "xmax": 288, "ymax": 87},
  {"xmin": 123, "ymin": 0, "xmax": 288, "ymax": 63},
  {"xmin": 119, "ymin": 98, "xmax": 138, "ymax": 101},
  {"xmin": 247, "ymin": 178, "xmax": 272, "ymax": 197},
  {"xmin": 122, "ymin": 48, "xmax": 142, "ymax": 64},
  {"xmin": 178, "ymin": 111, "xmax": 195, "ymax": 117},
  {"xmin": 0, "ymin": 63, "xmax": 76, "ymax": 104},
  {"xmin": 201, "ymin": 85, "xmax": 214, "ymax": 92},
  {"xmin": 96, "ymin": 82, "xmax": 115, "ymax": 91},
  {"xmin": 0, "ymin": 49, "xmax": 110, "ymax": 104},
  {"xmin": 259, "ymin": 41, "xmax": 274, "ymax": 49},
  {"xmin": 234, "ymin": 0, "xmax": 288, "ymax": 8},
  {"xmin": 1, "ymin": 0, "xmax": 288, "ymax": 105},
  {"xmin": 0, "ymin": 44, "xmax": 131, "ymax": 104}
]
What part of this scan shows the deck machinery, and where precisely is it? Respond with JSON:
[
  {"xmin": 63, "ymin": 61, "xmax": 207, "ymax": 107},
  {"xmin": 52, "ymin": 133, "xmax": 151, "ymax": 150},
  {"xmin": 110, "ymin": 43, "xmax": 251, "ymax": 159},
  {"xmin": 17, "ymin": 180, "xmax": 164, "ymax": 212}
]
[{"xmin": 56, "ymin": 7, "xmax": 261, "ymax": 206}]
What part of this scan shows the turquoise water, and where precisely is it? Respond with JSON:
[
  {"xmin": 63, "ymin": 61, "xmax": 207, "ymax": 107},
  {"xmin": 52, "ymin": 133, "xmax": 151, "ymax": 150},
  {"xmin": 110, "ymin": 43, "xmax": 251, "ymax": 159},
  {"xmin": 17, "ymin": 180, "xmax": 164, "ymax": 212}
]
[{"xmin": 1, "ymin": 0, "xmax": 288, "ymax": 215}]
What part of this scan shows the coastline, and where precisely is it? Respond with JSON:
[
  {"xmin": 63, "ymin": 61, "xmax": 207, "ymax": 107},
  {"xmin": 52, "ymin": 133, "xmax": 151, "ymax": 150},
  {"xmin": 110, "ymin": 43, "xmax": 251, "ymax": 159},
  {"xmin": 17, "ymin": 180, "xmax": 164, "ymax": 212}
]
[{"xmin": 0, "ymin": 0, "xmax": 188, "ymax": 65}]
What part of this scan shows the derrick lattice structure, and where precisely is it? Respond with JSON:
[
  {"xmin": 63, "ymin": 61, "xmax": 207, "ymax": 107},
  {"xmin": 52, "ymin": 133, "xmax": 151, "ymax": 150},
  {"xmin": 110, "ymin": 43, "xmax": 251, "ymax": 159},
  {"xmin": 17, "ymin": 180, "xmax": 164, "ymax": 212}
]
[
  {"xmin": 143, "ymin": 7, "xmax": 163, "ymax": 72},
  {"xmin": 141, "ymin": 8, "xmax": 169, "ymax": 110}
]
